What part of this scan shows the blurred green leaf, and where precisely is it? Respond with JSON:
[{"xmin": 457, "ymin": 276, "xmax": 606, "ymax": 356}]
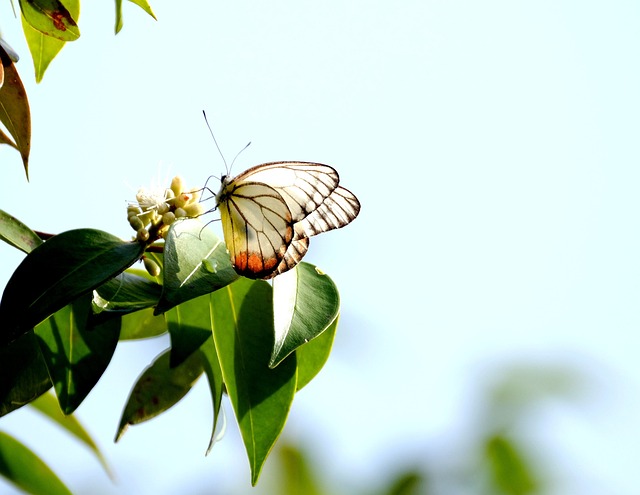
[
  {"xmin": 211, "ymin": 278, "xmax": 297, "ymax": 485},
  {"xmin": 0, "ymin": 209, "xmax": 42, "ymax": 253},
  {"xmin": 19, "ymin": 0, "xmax": 80, "ymax": 41},
  {"xmin": 295, "ymin": 316, "xmax": 338, "ymax": 391},
  {"xmin": 156, "ymin": 220, "xmax": 238, "ymax": 314},
  {"xmin": 0, "ymin": 228, "xmax": 145, "ymax": 345},
  {"xmin": 34, "ymin": 294, "xmax": 121, "ymax": 414},
  {"xmin": 277, "ymin": 443, "xmax": 324, "ymax": 495},
  {"xmin": 485, "ymin": 434, "xmax": 539, "ymax": 495},
  {"xmin": 270, "ymin": 263, "xmax": 339, "ymax": 367},
  {"xmin": 0, "ymin": 332, "xmax": 51, "ymax": 417},
  {"xmin": 0, "ymin": 431, "xmax": 72, "ymax": 495},
  {"xmin": 30, "ymin": 392, "xmax": 112, "ymax": 478},
  {"xmin": 383, "ymin": 470, "xmax": 426, "ymax": 495},
  {"xmin": 115, "ymin": 348, "xmax": 204, "ymax": 442},
  {"xmin": 0, "ymin": 44, "xmax": 31, "ymax": 176}
]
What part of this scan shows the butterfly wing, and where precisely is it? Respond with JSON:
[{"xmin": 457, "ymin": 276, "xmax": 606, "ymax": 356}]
[{"xmin": 217, "ymin": 162, "xmax": 360, "ymax": 279}]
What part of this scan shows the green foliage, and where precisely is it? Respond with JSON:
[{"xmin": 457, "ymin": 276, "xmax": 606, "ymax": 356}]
[{"xmin": 0, "ymin": 214, "xmax": 342, "ymax": 488}]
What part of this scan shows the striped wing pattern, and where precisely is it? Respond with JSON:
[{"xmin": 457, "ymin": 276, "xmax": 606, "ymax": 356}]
[{"xmin": 216, "ymin": 162, "xmax": 360, "ymax": 279}]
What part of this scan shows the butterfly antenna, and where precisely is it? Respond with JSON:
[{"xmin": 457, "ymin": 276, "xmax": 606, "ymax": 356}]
[
  {"xmin": 202, "ymin": 110, "xmax": 229, "ymax": 176},
  {"xmin": 230, "ymin": 141, "xmax": 252, "ymax": 173}
]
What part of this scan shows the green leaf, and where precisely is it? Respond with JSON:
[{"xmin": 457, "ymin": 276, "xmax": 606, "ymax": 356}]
[
  {"xmin": 485, "ymin": 434, "xmax": 539, "ymax": 495},
  {"xmin": 115, "ymin": 348, "xmax": 204, "ymax": 442},
  {"xmin": 93, "ymin": 271, "xmax": 162, "ymax": 315},
  {"xmin": 22, "ymin": 15, "xmax": 65, "ymax": 83},
  {"xmin": 156, "ymin": 219, "xmax": 238, "ymax": 314},
  {"xmin": 0, "ymin": 228, "xmax": 145, "ymax": 345},
  {"xmin": 0, "ymin": 431, "xmax": 72, "ymax": 495},
  {"xmin": 30, "ymin": 392, "xmax": 112, "ymax": 478},
  {"xmin": 270, "ymin": 263, "xmax": 340, "ymax": 368},
  {"xmin": 115, "ymin": 0, "xmax": 157, "ymax": 34},
  {"xmin": 119, "ymin": 308, "xmax": 167, "ymax": 340},
  {"xmin": 295, "ymin": 316, "xmax": 338, "ymax": 391},
  {"xmin": 0, "ymin": 332, "xmax": 51, "ymax": 417},
  {"xmin": 0, "ymin": 209, "xmax": 42, "ymax": 253},
  {"xmin": 200, "ymin": 336, "xmax": 224, "ymax": 455},
  {"xmin": 276, "ymin": 443, "xmax": 324, "ymax": 495},
  {"xmin": 34, "ymin": 294, "xmax": 121, "ymax": 414},
  {"xmin": 0, "ymin": 44, "xmax": 31, "ymax": 176},
  {"xmin": 211, "ymin": 278, "xmax": 297, "ymax": 485},
  {"xmin": 19, "ymin": 0, "xmax": 80, "ymax": 41},
  {"xmin": 166, "ymin": 294, "xmax": 214, "ymax": 368}
]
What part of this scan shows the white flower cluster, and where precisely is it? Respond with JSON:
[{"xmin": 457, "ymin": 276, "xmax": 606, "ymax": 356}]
[{"xmin": 127, "ymin": 176, "xmax": 205, "ymax": 242}]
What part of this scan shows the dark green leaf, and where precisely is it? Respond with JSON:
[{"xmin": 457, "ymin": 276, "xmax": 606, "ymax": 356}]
[
  {"xmin": 34, "ymin": 294, "xmax": 121, "ymax": 414},
  {"xmin": 0, "ymin": 209, "xmax": 42, "ymax": 253},
  {"xmin": 200, "ymin": 336, "xmax": 224, "ymax": 455},
  {"xmin": 166, "ymin": 294, "xmax": 214, "ymax": 368},
  {"xmin": 19, "ymin": 0, "xmax": 80, "ymax": 41},
  {"xmin": 156, "ymin": 219, "xmax": 238, "ymax": 314},
  {"xmin": 93, "ymin": 270, "xmax": 162, "ymax": 315},
  {"xmin": 0, "ymin": 228, "xmax": 145, "ymax": 345},
  {"xmin": 119, "ymin": 308, "xmax": 167, "ymax": 340},
  {"xmin": 115, "ymin": 348, "xmax": 204, "ymax": 442},
  {"xmin": 295, "ymin": 316, "xmax": 338, "ymax": 391},
  {"xmin": 211, "ymin": 278, "xmax": 297, "ymax": 485},
  {"xmin": 0, "ymin": 332, "xmax": 51, "ymax": 417},
  {"xmin": 30, "ymin": 392, "xmax": 112, "ymax": 478},
  {"xmin": 0, "ymin": 431, "xmax": 72, "ymax": 495},
  {"xmin": 270, "ymin": 263, "xmax": 340, "ymax": 367},
  {"xmin": 0, "ymin": 44, "xmax": 30, "ymax": 176}
]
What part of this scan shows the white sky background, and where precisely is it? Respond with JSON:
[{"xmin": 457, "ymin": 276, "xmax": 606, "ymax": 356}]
[{"xmin": 0, "ymin": 1, "xmax": 639, "ymax": 493}]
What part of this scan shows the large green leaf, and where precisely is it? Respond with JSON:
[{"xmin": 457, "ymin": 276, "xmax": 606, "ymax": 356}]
[
  {"xmin": 270, "ymin": 263, "xmax": 340, "ymax": 367},
  {"xmin": 166, "ymin": 294, "xmax": 214, "ymax": 368},
  {"xmin": 30, "ymin": 392, "xmax": 112, "ymax": 478},
  {"xmin": 211, "ymin": 278, "xmax": 297, "ymax": 485},
  {"xmin": 0, "ymin": 209, "xmax": 42, "ymax": 253},
  {"xmin": 0, "ymin": 44, "xmax": 31, "ymax": 176},
  {"xmin": 0, "ymin": 431, "xmax": 72, "ymax": 495},
  {"xmin": 34, "ymin": 294, "xmax": 121, "ymax": 414},
  {"xmin": 19, "ymin": 0, "xmax": 80, "ymax": 41},
  {"xmin": 0, "ymin": 228, "xmax": 145, "ymax": 345},
  {"xmin": 0, "ymin": 332, "xmax": 51, "ymax": 417},
  {"xmin": 115, "ymin": 348, "xmax": 204, "ymax": 442},
  {"xmin": 295, "ymin": 316, "xmax": 338, "ymax": 391},
  {"xmin": 156, "ymin": 219, "xmax": 238, "ymax": 314}
]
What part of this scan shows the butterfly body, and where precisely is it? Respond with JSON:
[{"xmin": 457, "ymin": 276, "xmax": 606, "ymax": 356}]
[{"xmin": 215, "ymin": 161, "xmax": 360, "ymax": 279}]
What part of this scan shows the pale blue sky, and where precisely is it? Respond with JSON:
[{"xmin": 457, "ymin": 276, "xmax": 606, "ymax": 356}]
[{"xmin": 1, "ymin": 1, "xmax": 640, "ymax": 493}]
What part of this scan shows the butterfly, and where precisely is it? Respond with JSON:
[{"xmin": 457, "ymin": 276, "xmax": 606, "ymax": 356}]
[{"xmin": 215, "ymin": 161, "xmax": 360, "ymax": 279}]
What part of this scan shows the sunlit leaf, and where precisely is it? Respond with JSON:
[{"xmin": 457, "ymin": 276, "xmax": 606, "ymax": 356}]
[
  {"xmin": 0, "ymin": 431, "xmax": 72, "ymax": 495},
  {"xmin": 0, "ymin": 209, "xmax": 42, "ymax": 253},
  {"xmin": 0, "ymin": 332, "xmax": 51, "ymax": 417},
  {"xmin": 30, "ymin": 392, "xmax": 112, "ymax": 478},
  {"xmin": 119, "ymin": 308, "xmax": 167, "ymax": 340},
  {"xmin": 156, "ymin": 219, "xmax": 238, "ymax": 314},
  {"xmin": 115, "ymin": 0, "xmax": 157, "ymax": 34},
  {"xmin": 34, "ymin": 294, "xmax": 120, "ymax": 414},
  {"xmin": 19, "ymin": 0, "xmax": 80, "ymax": 41},
  {"xmin": 0, "ymin": 229, "xmax": 145, "ymax": 345},
  {"xmin": 22, "ymin": 15, "xmax": 65, "ymax": 83},
  {"xmin": 270, "ymin": 263, "xmax": 340, "ymax": 367},
  {"xmin": 115, "ymin": 348, "xmax": 204, "ymax": 442},
  {"xmin": 295, "ymin": 316, "xmax": 338, "ymax": 391},
  {"xmin": 0, "ymin": 44, "xmax": 30, "ymax": 176},
  {"xmin": 211, "ymin": 278, "xmax": 297, "ymax": 485}
]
